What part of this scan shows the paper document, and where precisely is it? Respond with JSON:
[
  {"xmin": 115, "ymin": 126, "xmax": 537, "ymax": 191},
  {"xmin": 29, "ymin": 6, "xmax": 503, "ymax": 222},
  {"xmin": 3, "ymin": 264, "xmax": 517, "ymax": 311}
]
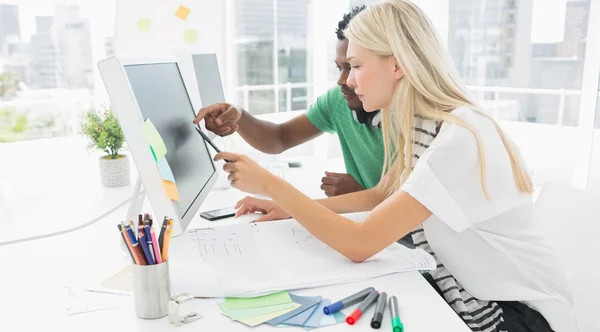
[{"xmin": 170, "ymin": 214, "xmax": 435, "ymax": 297}]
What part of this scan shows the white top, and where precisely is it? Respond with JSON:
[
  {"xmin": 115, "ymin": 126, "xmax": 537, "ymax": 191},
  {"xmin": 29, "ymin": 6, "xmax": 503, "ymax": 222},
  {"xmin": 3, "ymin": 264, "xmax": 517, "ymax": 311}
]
[{"xmin": 401, "ymin": 108, "xmax": 577, "ymax": 332}]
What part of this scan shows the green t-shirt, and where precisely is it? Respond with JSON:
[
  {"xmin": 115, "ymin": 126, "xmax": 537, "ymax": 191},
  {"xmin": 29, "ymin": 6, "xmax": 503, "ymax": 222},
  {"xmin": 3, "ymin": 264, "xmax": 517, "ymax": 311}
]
[{"xmin": 305, "ymin": 87, "xmax": 384, "ymax": 189}]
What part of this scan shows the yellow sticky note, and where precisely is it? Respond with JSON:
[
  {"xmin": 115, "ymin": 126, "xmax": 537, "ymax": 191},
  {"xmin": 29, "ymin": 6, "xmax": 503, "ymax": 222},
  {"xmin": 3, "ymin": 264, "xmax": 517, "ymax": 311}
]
[
  {"xmin": 183, "ymin": 30, "xmax": 198, "ymax": 43},
  {"xmin": 141, "ymin": 119, "xmax": 167, "ymax": 162},
  {"xmin": 175, "ymin": 5, "xmax": 190, "ymax": 20},
  {"xmin": 163, "ymin": 180, "xmax": 180, "ymax": 201},
  {"xmin": 137, "ymin": 18, "xmax": 151, "ymax": 32}
]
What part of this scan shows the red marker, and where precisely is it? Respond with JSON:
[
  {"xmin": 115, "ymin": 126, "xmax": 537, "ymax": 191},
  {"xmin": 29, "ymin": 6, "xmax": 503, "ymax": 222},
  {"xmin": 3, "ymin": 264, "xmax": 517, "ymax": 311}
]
[{"xmin": 346, "ymin": 290, "xmax": 379, "ymax": 325}]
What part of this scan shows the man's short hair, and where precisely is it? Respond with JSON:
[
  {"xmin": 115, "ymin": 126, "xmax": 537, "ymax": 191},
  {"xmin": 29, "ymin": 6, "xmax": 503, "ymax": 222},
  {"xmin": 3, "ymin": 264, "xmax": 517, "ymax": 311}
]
[{"xmin": 335, "ymin": 6, "xmax": 367, "ymax": 41}]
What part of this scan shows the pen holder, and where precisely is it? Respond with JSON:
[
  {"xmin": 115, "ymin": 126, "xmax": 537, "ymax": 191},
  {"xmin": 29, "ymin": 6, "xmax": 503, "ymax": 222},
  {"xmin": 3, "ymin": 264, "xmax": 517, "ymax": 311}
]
[{"xmin": 132, "ymin": 261, "xmax": 171, "ymax": 319}]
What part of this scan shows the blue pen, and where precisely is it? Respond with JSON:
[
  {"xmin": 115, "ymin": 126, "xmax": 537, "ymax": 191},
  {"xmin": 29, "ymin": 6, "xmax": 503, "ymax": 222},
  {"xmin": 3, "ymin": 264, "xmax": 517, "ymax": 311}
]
[
  {"xmin": 125, "ymin": 226, "xmax": 148, "ymax": 265},
  {"xmin": 138, "ymin": 229, "xmax": 156, "ymax": 265},
  {"xmin": 324, "ymin": 287, "xmax": 374, "ymax": 315},
  {"xmin": 144, "ymin": 225, "xmax": 156, "ymax": 263}
]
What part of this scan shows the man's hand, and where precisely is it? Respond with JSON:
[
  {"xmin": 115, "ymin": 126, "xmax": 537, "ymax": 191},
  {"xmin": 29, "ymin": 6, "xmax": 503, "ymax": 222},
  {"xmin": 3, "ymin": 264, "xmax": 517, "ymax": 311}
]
[
  {"xmin": 320, "ymin": 172, "xmax": 365, "ymax": 197},
  {"xmin": 193, "ymin": 103, "xmax": 243, "ymax": 137}
]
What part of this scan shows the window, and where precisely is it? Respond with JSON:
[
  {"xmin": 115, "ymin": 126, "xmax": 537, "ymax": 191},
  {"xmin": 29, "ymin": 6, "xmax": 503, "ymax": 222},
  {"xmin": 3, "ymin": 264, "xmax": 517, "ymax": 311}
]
[
  {"xmin": 231, "ymin": 0, "xmax": 312, "ymax": 115},
  {"xmin": 0, "ymin": 0, "xmax": 116, "ymax": 241},
  {"xmin": 448, "ymin": 0, "xmax": 597, "ymax": 190}
]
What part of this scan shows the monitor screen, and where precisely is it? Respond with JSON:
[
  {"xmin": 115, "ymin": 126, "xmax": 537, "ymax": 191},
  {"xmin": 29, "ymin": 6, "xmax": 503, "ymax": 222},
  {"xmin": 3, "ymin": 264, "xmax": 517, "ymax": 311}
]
[
  {"xmin": 192, "ymin": 54, "xmax": 226, "ymax": 140},
  {"xmin": 124, "ymin": 62, "xmax": 216, "ymax": 220}
]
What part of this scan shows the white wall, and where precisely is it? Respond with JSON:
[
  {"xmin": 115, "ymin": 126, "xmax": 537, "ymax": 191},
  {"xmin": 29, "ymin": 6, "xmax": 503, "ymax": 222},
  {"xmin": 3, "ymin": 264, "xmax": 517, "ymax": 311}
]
[{"xmin": 114, "ymin": 0, "xmax": 227, "ymax": 87}]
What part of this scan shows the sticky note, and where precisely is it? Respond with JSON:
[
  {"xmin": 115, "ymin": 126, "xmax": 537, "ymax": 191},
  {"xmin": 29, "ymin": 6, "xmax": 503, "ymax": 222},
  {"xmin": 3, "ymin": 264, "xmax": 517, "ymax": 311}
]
[
  {"xmin": 141, "ymin": 119, "xmax": 167, "ymax": 162},
  {"xmin": 174, "ymin": 5, "xmax": 190, "ymax": 20},
  {"xmin": 223, "ymin": 303, "xmax": 301, "ymax": 327},
  {"xmin": 319, "ymin": 311, "xmax": 336, "ymax": 327},
  {"xmin": 266, "ymin": 294, "xmax": 322, "ymax": 326},
  {"xmin": 217, "ymin": 302, "xmax": 295, "ymax": 321},
  {"xmin": 302, "ymin": 299, "xmax": 329, "ymax": 328},
  {"xmin": 157, "ymin": 158, "xmax": 175, "ymax": 183},
  {"xmin": 137, "ymin": 18, "xmax": 151, "ymax": 32},
  {"xmin": 183, "ymin": 29, "xmax": 198, "ymax": 43},
  {"xmin": 333, "ymin": 311, "xmax": 346, "ymax": 324},
  {"xmin": 163, "ymin": 180, "xmax": 180, "ymax": 201},
  {"xmin": 225, "ymin": 291, "xmax": 292, "ymax": 310},
  {"xmin": 280, "ymin": 299, "xmax": 319, "ymax": 326}
]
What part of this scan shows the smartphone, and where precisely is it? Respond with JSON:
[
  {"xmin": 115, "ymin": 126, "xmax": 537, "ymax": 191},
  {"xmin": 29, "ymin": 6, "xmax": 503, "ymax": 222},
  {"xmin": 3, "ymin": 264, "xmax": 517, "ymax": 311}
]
[{"xmin": 200, "ymin": 207, "xmax": 236, "ymax": 221}]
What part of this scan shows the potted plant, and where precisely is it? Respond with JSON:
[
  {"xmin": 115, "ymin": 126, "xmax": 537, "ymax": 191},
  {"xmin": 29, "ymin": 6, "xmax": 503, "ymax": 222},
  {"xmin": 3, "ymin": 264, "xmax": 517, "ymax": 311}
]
[{"xmin": 80, "ymin": 106, "xmax": 131, "ymax": 187}]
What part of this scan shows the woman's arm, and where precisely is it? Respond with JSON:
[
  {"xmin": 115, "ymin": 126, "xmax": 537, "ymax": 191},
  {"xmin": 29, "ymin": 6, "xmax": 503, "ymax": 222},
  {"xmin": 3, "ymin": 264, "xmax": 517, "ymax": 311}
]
[
  {"xmin": 216, "ymin": 152, "xmax": 429, "ymax": 262},
  {"xmin": 314, "ymin": 186, "xmax": 387, "ymax": 214},
  {"xmin": 266, "ymin": 177, "xmax": 431, "ymax": 262}
]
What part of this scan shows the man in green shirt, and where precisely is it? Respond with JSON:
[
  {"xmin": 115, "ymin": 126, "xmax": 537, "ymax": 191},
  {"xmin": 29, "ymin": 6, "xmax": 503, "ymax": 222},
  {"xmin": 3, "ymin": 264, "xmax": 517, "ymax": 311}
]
[{"xmin": 194, "ymin": 6, "xmax": 383, "ymax": 197}]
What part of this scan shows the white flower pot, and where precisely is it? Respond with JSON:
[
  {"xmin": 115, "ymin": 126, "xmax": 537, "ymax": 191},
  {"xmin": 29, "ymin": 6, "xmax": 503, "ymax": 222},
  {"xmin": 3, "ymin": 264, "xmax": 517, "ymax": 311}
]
[{"xmin": 99, "ymin": 154, "xmax": 131, "ymax": 187}]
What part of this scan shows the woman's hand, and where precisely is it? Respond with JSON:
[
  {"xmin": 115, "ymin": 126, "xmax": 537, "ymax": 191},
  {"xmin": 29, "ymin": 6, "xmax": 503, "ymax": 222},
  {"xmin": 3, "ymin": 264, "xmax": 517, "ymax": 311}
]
[
  {"xmin": 214, "ymin": 152, "xmax": 281, "ymax": 196},
  {"xmin": 234, "ymin": 196, "xmax": 291, "ymax": 222}
]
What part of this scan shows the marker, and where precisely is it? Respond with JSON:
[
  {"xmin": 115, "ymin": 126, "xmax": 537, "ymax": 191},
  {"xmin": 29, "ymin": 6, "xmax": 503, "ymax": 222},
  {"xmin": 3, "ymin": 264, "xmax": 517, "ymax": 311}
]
[
  {"xmin": 323, "ymin": 287, "xmax": 374, "ymax": 315},
  {"xmin": 389, "ymin": 296, "xmax": 403, "ymax": 332},
  {"xmin": 346, "ymin": 290, "xmax": 379, "ymax": 325},
  {"xmin": 194, "ymin": 126, "xmax": 231, "ymax": 162},
  {"xmin": 125, "ymin": 226, "xmax": 147, "ymax": 265},
  {"xmin": 370, "ymin": 292, "xmax": 388, "ymax": 329},
  {"xmin": 158, "ymin": 218, "xmax": 168, "ymax": 251},
  {"xmin": 137, "ymin": 215, "xmax": 144, "ymax": 239},
  {"xmin": 144, "ymin": 225, "xmax": 156, "ymax": 263},
  {"xmin": 117, "ymin": 224, "xmax": 136, "ymax": 263},
  {"xmin": 161, "ymin": 223, "xmax": 173, "ymax": 261},
  {"xmin": 150, "ymin": 229, "xmax": 162, "ymax": 264},
  {"xmin": 138, "ymin": 229, "xmax": 156, "ymax": 265}
]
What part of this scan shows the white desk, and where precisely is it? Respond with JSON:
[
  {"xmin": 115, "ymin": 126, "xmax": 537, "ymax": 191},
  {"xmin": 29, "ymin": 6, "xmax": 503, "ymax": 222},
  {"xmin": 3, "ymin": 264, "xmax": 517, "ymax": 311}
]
[{"xmin": 0, "ymin": 152, "xmax": 469, "ymax": 332}]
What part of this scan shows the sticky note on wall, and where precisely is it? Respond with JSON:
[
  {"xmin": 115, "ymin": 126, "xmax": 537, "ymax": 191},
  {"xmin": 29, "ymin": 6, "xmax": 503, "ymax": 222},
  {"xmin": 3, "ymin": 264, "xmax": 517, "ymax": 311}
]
[
  {"xmin": 184, "ymin": 30, "xmax": 198, "ymax": 43},
  {"xmin": 163, "ymin": 180, "xmax": 180, "ymax": 201},
  {"xmin": 137, "ymin": 18, "xmax": 151, "ymax": 32},
  {"xmin": 141, "ymin": 119, "xmax": 167, "ymax": 162},
  {"xmin": 175, "ymin": 5, "xmax": 191, "ymax": 20}
]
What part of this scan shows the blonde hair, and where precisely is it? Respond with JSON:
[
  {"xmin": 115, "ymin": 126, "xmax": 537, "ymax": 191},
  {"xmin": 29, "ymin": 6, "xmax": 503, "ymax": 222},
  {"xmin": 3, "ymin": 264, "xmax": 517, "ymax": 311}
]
[{"xmin": 344, "ymin": 0, "xmax": 532, "ymax": 198}]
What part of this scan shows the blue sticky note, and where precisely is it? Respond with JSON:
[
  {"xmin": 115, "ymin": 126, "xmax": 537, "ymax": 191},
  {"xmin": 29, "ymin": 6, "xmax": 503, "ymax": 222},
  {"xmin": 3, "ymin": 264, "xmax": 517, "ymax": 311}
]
[
  {"xmin": 157, "ymin": 157, "xmax": 175, "ymax": 183},
  {"xmin": 281, "ymin": 299, "xmax": 319, "ymax": 326},
  {"xmin": 303, "ymin": 299, "xmax": 329, "ymax": 328},
  {"xmin": 266, "ymin": 294, "xmax": 322, "ymax": 326}
]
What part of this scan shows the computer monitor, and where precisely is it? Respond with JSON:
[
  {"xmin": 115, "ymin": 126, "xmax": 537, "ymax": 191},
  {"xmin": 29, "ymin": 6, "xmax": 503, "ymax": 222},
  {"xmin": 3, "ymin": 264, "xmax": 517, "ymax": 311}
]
[
  {"xmin": 192, "ymin": 53, "xmax": 226, "ymax": 109},
  {"xmin": 97, "ymin": 57, "xmax": 218, "ymax": 236}
]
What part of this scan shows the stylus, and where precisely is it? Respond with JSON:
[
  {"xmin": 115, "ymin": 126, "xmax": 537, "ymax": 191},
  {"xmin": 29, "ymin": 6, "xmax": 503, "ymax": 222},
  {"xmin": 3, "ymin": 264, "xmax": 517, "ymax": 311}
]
[{"xmin": 194, "ymin": 126, "xmax": 231, "ymax": 162}]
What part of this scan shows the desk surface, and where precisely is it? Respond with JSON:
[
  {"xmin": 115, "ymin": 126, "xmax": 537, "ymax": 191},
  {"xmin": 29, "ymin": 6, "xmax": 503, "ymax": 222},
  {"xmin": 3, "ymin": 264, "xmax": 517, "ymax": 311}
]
[{"xmin": 0, "ymin": 154, "xmax": 469, "ymax": 332}]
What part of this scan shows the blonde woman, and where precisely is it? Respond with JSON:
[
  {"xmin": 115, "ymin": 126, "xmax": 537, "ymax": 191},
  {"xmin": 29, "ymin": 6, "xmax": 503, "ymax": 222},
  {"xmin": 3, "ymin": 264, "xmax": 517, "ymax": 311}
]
[{"xmin": 213, "ymin": 1, "xmax": 575, "ymax": 331}]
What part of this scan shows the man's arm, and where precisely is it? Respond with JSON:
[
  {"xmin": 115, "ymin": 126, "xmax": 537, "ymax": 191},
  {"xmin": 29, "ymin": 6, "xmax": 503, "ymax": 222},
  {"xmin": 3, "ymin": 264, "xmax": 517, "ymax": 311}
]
[
  {"xmin": 236, "ymin": 110, "xmax": 323, "ymax": 154},
  {"xmin": 194, "ymin": 103, "xmax": 322, "ymax": 154}
]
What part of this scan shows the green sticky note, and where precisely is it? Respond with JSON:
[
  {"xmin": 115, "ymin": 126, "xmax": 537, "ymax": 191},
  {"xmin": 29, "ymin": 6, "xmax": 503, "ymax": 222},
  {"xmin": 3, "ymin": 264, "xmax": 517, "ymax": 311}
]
[
  {"xmin": 222, "ymin": 303, "xmax": 301, "ymax": 327},
  {"xmin": 218, "ymin": 302, "xmax": 295, "ymax": 321},
  {"xmin": 141, "ymin": 119, "xmax": 167, "ymax": 162},
  {"xmin": 184, "ymin": 30, "xmax": 198, "ymax": 43},
  {"xmin": 137, "ymin": 18, "xmax": 151, "ymax": 32},
  {"xmin": 225, "ymin": 291, "xmax": 292, "ymax": 310},
  {"xmin": 333, "ymin": 311, "xmax": 346, "ymax": 324}
]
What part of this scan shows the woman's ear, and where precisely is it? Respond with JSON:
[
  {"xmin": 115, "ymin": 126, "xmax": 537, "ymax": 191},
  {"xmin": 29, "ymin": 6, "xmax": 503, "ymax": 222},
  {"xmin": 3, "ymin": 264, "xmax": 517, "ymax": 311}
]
[{"xmin": 392, "ymin": 56, "xmax": 404, "ymax": 80}]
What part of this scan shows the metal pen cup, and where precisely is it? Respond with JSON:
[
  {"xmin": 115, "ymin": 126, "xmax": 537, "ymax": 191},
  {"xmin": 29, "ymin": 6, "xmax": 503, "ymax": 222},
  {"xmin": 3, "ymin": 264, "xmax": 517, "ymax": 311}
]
[{"xmin": 132, "ymin": 261, "xmax": 171, "ymax": 319}]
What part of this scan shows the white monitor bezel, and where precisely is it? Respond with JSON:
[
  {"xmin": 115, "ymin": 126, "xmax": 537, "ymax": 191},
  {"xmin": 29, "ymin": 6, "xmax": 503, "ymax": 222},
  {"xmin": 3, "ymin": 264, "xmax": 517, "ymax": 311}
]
[{"xmin": 97, "ymin": 56, "xmax": 218, "ymax": 236}]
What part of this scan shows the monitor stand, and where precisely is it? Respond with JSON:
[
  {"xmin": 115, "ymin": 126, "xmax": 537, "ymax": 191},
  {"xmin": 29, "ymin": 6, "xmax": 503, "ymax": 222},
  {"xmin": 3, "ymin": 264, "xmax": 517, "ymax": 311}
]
[{"xmin": 125, "ymin": 175, "xmax": 146, "ymax": 225}]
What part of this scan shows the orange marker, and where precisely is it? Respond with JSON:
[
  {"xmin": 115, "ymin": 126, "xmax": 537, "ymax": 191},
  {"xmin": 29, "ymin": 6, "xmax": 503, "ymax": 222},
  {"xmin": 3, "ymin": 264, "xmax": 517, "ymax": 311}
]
[{"xmin": 162, "ymin": 223, "xmax": 173, "ymax": 261}]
